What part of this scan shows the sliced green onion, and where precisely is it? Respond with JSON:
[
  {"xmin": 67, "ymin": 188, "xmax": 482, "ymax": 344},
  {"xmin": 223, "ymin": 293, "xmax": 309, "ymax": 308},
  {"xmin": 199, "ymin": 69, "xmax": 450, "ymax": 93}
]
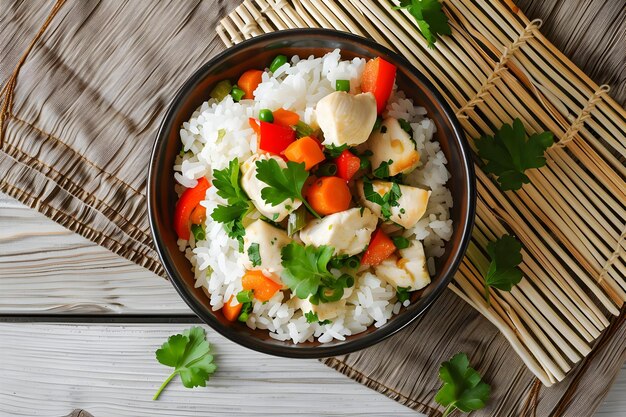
[
  {"xmin": 372, "ymin": 116, "xmax": 382, "ymax": 132},
  {"xmin": 335, "ymin": 79, "xmax": 350, "ymax": 92},
  {"xmin": 396, "ymin": 286, "xmax": 411, "ymax": 303},
  {"xmin": 295, "ymin": 121, "xmax": 314, "ymax": 138},
  {"xmin": 345, "ymin": 257, "xmax": 360, "ymax": 270},
  {"xmin": 337, "ymin": 273, "xmax": 355, "ymax": 288},
  {"xmin": 259, "ymin": 109, "xmax": 274, "ymax": 123},
  {"xmin": 316, "ymin": 162, "xmax": 337, "ymax": 177},
  {"xmin": 398, "ymin": 118, "xmax": 412, "ymax": 134},
  {"xmin": 287, "ymin": 206, "xmax": 307, "ymax": 236},
  {"xmin": 191, "ymin": 224, "xmax": 206, "ymax": 241},
  {"xmin": 230, "ymin": 85, "xmax": 245, "ymax": 102},
  {"xmin": 392, "ymin": 236, "xmax": 410, "ymax": 250},
  {"xmin": 237, "ymin": 301, "xmax": 253, "ymax": 322},
  {"xmin": 209, "ymin": 79, "xmax": 232, "ymax": 101},
  {"xmin": 319, "ymin": 286, "xmax": 343, "ymax": 303},
  {"xmin": 236, "ymin": 289, "xmax": 254, "ymax": 303},
  {"xmin": 269, "ymin": 55, "xmax": 288, "ymax": 73}
]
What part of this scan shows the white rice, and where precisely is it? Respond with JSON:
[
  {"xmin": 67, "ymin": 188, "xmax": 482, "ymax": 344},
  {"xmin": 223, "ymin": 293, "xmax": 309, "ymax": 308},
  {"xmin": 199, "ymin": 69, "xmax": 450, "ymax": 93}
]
[{"xmin": 174, "ymin": 50, "xmax": 453, "ymax": 343}]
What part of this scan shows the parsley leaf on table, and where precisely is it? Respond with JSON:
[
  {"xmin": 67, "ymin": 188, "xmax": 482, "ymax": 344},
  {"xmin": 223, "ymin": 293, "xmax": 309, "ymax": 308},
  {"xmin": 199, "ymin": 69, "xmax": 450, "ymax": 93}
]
[
  {"xmin": 435, "ymin": 352, "xmax": 491, "ymax": 417},
  {"xmin": 476, "ymin": 118, "xmax": 554, "ymax": 191},
  {"xmin": 280, "ymin": 242, "xmax": 335, "ymax": 299},
  {"xmin": 210, "ymin": 158, "xmax": 253, "ymax": 249},
  {"xmin": 153, "ymin": 326, "xmax": 217, "ymax": 400},
  {"xmin": 362, "ymin": 178, "xmax": 402, "ymax": 220},
  {"xmin": 484, "ymin": 234, "xmax": 523, "ymax": 303},
  {"xmin": 255, "ymin": 158, "xmax": 319, "ymax": 217},
  {"xmin": 397, "ymin": 0, "xmax": 451, "ymax": 48}
]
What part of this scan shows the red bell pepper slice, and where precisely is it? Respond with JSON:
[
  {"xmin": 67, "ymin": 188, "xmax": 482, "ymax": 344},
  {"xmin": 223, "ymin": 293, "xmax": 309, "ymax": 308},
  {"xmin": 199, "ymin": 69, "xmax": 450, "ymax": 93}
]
[
  {"xmin": 361, "ymin": 57, "xmax": 397, "ymax": 114},
  {"xmin": 259, "ymin": 121, "xmax": 296, "ymax": 154},
  {"xmin": 174, "ymin": 177, "xmax": 211, "ymax": 240},
  {"xmin": 361, "ymin": 227, "xmax": 396, "ymax": 266},
  {"xmin": 335, "ymin": 149, "xmax": 361, "ymax": 181}
]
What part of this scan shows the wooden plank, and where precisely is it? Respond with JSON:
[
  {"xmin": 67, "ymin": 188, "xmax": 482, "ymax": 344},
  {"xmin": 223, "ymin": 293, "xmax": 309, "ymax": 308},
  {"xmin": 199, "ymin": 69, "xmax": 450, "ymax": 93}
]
[
  {"xmin": 0, "ymin": 194, "xmax": 188, "ymax": 314},
  {"xmin": 0, "ymin": 323, "xmax": 419, "ymax": 417}
]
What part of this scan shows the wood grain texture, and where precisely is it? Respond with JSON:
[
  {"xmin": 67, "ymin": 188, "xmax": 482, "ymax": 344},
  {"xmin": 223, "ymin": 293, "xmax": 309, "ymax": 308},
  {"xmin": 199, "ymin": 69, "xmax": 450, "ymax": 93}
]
[
  {"xmin": 0, "ymin": 193, "xmax": 624, "ymax": 416},
  {"xmin": 516, "ymin": 0, "xmax": 626, "ymax": 106},
  {"xmin": 0, "ymin": 323, "xmax": 419, "ymax": 417}
]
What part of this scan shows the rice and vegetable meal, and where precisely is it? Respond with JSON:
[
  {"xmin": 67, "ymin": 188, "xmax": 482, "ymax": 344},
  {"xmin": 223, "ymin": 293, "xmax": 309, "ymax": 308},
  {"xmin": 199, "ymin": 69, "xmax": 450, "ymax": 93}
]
[{"xmin": 173, "ymin": 50, "xmax": 453, "ymax": 343}]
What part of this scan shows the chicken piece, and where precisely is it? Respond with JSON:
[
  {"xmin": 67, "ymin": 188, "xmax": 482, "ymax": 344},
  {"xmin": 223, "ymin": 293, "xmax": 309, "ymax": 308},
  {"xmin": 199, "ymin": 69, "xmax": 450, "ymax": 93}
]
[
  {"xmin": 294, "ymin": 297, "xmax": 347, "ymax": 322},
  {"xmin": 374, "ymin": 240, "xmax": 430, "ymax": 291},
  {"xmin": 368, "ymin": 118, "xmax": 420, "ymax": 176},
  {"xmin": 299, "ymin": 207, "xmax": 378, "ymax": 256},
  {"xmin": 240, "ymin": 154, "xmax": 301, "ymax": 222},
  {"xmin": 316, "ymin": 91, "xmax": 377, "ymax": 147},
  {"xmin": 242, "ymin": 220, "xmax": 291, "ymax": 283},
  {"xmin": 356, "ymin": 179, "xmax": 430, "ymax": 229}
]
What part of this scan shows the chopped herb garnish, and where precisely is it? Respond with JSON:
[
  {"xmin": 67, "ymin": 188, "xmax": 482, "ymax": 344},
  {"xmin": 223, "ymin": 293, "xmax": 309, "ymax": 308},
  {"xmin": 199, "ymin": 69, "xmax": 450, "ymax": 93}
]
[
  {"xmin": 396, "ymin": 286, "xmax": 411, "ymax": 302},
  {"xmin": 305, "ymin": 311, "xmax": 319, "ymax": 323},
  {"xmin": 362, "ymin": 178, "xmax": 402, "ymax": 220},
  {"xmin": 372, "ymin": 116, "xmax": 382, "ymax": 132},
  {"xmin": 324, "ymin": 143, "xmax": 348, "ymax": 158},
  {"xmin": 476, "ymin": 118, "xmax": 554, "ymax": 191},
  {"xmin": 237, "ymin": 301, "xmax": 253, "ymax": 322},
  {"xmin": 247, "ymin": 243, "xmax": 262, "ymax": 267},
  {"xmin": 398, "ymin": 118, "xmax": 412, "ymax": 134},
  {"xmin": 373, "ymin": 159, "xmax": 393, "ymax": 178}
]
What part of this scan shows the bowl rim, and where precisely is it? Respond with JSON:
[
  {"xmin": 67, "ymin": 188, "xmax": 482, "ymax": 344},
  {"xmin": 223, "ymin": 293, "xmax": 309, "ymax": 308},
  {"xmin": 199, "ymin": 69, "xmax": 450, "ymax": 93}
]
[{"xmin": 148, "ymin": 28, "xmax": 476, "ymax": 358}]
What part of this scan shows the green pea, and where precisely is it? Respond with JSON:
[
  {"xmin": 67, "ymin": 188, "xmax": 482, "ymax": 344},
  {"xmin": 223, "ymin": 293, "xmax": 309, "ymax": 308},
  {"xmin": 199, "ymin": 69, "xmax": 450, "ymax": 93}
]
[
  {"xmin": 269, "ymin": 55, "xmax": 288, "ymax": 73},
  {"xmin": 259, "ymin": 109, "xmax": 274, "ymax": 123},
  {"xmin": 230, "ymin": 85, "xmax": 245, "ymax": 102}
]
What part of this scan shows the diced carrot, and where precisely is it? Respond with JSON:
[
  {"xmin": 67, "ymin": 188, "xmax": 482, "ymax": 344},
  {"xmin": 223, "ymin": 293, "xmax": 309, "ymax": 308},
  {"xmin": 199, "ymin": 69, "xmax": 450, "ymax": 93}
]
[
  {"xmin": 238, "ymin": 69, "xmax": 264, "ymax": 99},
  {"xmin": 242, "ymin": 270, "xmax": 282, "ymax": 302},
  {"xmin": 222, "ymin": 296, "xmax": 242, "ymax": 321},
  {"xmin": 272, "ymin": 108, "xmax": 300, "ymax": 127},
  {"xmin": 305, "ymin": 176, "xmax": 352, "ymax": 215},
  {"xmin": 283, "ymin": 136, "xmax": 326, "ymax": 170},
  {"xmin": 190, "ymin": 205, "xmax": 206, "ymax": 225},
  {"xmin": 361, "ymin": 227, "xmax": 396, "ymax": 266}
]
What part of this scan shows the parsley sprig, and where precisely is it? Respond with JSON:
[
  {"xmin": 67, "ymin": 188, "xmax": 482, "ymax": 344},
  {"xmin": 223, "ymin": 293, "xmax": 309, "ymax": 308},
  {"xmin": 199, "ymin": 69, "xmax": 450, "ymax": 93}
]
[
  {"xmin": 153, "ymin": 327, "xmax": 217, "ymax": 400},
  {"xmin": 435, "ymin": 353, "xmax": 491, "ymax": 416},
  {"xmin": 210, "ymin": 158, "xmax": 253, "ymax": 248},
  {"xmin": 280, "ymin": 242, "xmax": 354, "ymax": 302},
  {"xmin": 362, "ymin": 178, "xmax": 402, "ymax": 220},
  {"xmin": 396, "ymin": 0, "xmax": 451, "ymax": 48},
  {"xmin": 476, "ymin": 118, "xmax": 554, "ymax": 191},
  {"xmin": 255, "ymin": 158, "xmax": 320, "ymax": 218},
  {"xmin": 483, "ymin": 234, "xmax": 523, "ymax": 304}
]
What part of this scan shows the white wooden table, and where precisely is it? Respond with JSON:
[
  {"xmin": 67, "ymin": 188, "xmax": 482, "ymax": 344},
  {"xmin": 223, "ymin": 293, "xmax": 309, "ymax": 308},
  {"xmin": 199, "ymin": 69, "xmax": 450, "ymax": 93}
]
[{"xmin": 1, "ymin": 192, "xmax": 624, "ymax": 416}]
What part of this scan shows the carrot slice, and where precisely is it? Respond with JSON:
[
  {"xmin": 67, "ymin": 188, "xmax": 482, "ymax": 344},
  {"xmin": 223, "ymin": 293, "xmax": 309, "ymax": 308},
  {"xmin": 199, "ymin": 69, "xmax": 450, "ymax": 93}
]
[
  {"xmin": 272, "ymin": 108, "xmax": 300, "ymax": 127},
  {"xmin": 305, "ymin": 176, "xmax": 352, "ymax": 215},
  {"xmin": 222, "ymin": 296, "xmax": 242, "ymax": 322},
  {"xmin": 361, "ymin": 227, "xmax": 396, "ymax": 266},
  {"xmin": 238, "ymin": 70, "xmax": 264, "ymax": 99},
  {"xmin": 283, "ymin": 136, "xmax": 326, "ymax": 170},
  {"xmin": 242, "ymin": 270, "xmax": 282, "ymax": 302},
  {"xmin": 190, "ymin": 205, "xmax": 206, "ymax": 225}
]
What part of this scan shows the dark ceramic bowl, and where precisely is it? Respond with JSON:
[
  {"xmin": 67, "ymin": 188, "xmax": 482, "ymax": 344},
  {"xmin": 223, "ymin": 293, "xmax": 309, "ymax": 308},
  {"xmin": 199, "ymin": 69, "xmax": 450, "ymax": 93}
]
[{"xmin": 148, "ymin": 29, "xmax": 475, "ymax": 358}]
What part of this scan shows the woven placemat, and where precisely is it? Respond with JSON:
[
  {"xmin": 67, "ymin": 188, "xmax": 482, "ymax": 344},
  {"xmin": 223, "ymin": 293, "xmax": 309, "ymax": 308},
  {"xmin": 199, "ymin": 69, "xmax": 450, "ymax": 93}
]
[{"xmin": 1, "ymin": 0, "xmax": 624, "ymax": 416}]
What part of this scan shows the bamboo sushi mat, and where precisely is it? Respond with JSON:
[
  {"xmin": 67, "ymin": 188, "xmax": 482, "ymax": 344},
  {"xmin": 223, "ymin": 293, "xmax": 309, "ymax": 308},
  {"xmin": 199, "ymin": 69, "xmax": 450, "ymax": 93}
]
[{"xmin": 217, "ymin": 0, "xmax": 626, "ymax": 387}]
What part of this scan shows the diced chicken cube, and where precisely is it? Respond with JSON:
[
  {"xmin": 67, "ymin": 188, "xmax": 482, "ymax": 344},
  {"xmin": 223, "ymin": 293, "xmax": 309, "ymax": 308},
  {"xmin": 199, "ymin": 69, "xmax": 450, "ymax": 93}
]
[
  {"xmin": 242, "ymin": 219, "xmax": 291, "ymax": 283},
  {"xmin": 299, "ymin": 207, "xmax": 378, "ymax": 256},
  {"xmin": 240, "ymin": 154, "xmax": 301, "ymax": 222},
  {"xmin": 356, "ymin": 179, "xmax": 430, "ymax": 229},
  {"xmin": 374, "ymin": 240, "xmax": 430, "ymax": 291},
  {"xmin": 316, "ymin": 91, "xmax": 378, "ymax": 147},
  {"xmin": 368, "ymin": 118, "xmax": 420, "ymax": 176}
]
